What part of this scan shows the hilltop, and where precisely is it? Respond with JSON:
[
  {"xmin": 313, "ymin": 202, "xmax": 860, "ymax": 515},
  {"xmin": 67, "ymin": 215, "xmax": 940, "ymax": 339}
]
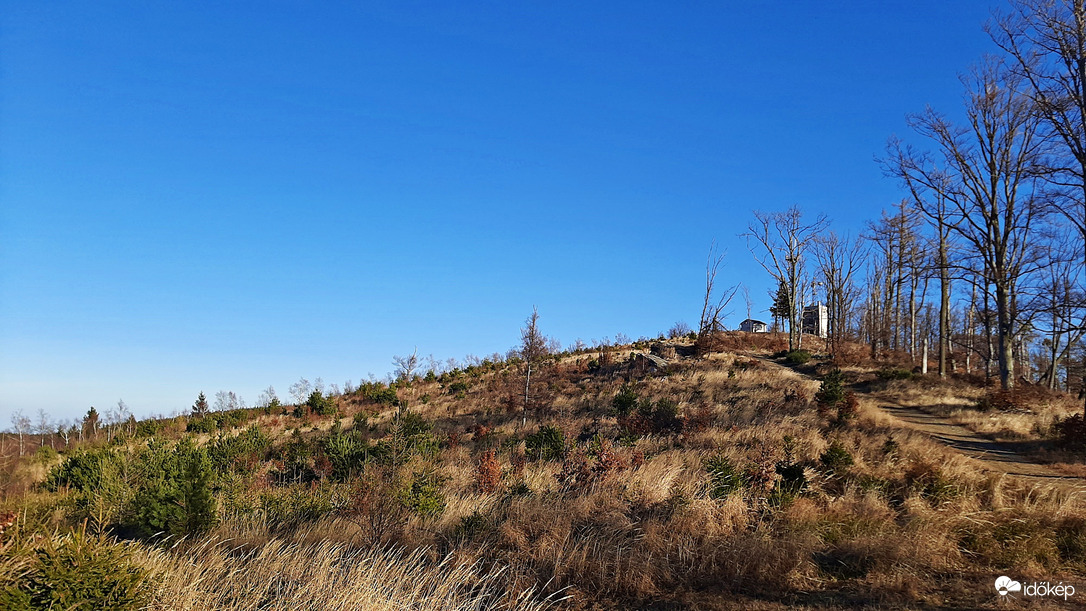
[{"xmin": 2, "ymin": 333, "xmax": 1086, "ymax": 610}]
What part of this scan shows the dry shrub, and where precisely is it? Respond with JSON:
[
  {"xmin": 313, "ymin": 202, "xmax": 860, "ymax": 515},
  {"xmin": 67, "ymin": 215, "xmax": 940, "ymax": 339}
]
[
  {"xmin": 510, "ymin": 451, "xmax": 526, "ymax": 480},
  {"xmin": 336, "ymin": 473, "xmax": 405, "ymax": 546},
  {"xmin": 681, "ymin": 405, "xmax": 715, "ymax": 433},
  {"xmin": 831, "ymin": 341, "xmax": 869, "ymax": 366},
  {"xmin": 714, "ymin": 331, "xmax": 789, "ymax": 353},
  {"xmin": 836, "ymin": 392, "xmax": 859, "ymax": 425},
  {"xmin": 554, "ymin": 449, "xmax": 593, "ymax": 490},
  {"xmin": 470, "ymin": 423, "xmax": 492, "ymax": 443},
  {"xmin": 475, "ymin": 449, "xmax": 501, "ymax": 494},
  {"xmin": 444, "ymin": 430, "xmax": 462, "ymax": 449}
]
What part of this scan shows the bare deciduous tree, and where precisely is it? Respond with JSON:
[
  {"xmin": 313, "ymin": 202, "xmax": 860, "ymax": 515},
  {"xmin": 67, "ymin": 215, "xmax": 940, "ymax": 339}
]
[
  {"xmin": 990, "ymin": 0, "xmax": 1086, "ymax": 404},
  {"xmin": 813, "ymin": 231, "xmax": 868, "ymax": 358},
  {"xmin": 257, "ymin": 386, "xmax": 279, "ymax": 408},
  {"xmin": 890, "ymin": 60, "xmax": 1048, "ymax": 389},
  {"xmin": 393, "ymin": 348, "xmax": 421, "ymax": 383},
  {"xmin": 743, "ymin": 206, "xmax": 829, "ymax": 351},
  {"xmin": 289, "ymin": 378, "xmax": 312, "ymax": 405},
  {"xmin": 1035, "ymin": 233, "xmax": 1086, "ymax": 388},
  {"xmin": 35, "ymin": 409, "xmax": 52, "ymax": 448},
  {"xmin": 697, "ymin": 244, "xmax": 739, "ymax": 355},
  {"xmin": 10, "ymin": 410, "xmax": 30, "ymax": 457},
  {"xmin": 668, "ymin": 321, "xmax": 691, "ymax": 339},
  {"xmin": 58, "ymin": 420, "xmax": 72, "ymax": 448},
  {"xmin": 863, "ymin": 201, "xmax": 924, "ymax": 357},
  {"xmin": 213, "ymin": 391, "xmax": 238, "ymax": 412}
]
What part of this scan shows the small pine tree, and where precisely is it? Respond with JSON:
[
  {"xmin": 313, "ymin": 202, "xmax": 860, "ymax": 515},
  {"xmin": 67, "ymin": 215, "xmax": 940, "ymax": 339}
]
[
  {"xmin": 769, "ymin": 280, "xmax": 791, "ymax": 332},
  {"xmin": 128, "ymin": 438, "xmax": 216, "ymax": 538},
  {"xmin": 83, "ymin": 407, "xmax": 100, "ymax": 439},
  {"xmin": 815, "ymin": 369, "xmax": 846, "ymax": 409},
  {"xmin": 181, "ymin": 445, "xmax": 216, "ymax": 535},
  {"xmin": 191, "ymin": 392, "xmax": 209, "ymax": 418}
]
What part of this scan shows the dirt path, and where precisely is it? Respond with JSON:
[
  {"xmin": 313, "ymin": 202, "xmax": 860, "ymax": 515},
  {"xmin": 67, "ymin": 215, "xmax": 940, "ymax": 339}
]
[
  {"xmin": 876, "ymin": 398, "xmax": 1085, "ymax": 483},
  {"xmin": 751, "ymin": 353, "xmax": 1086, "ymax": 487}
]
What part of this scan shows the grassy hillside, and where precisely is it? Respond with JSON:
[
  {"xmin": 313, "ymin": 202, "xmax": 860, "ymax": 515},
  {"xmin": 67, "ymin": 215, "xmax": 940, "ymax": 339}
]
[{"xmin": 2, "ymin": 334, "xmax": 1086, "ymax": 609}]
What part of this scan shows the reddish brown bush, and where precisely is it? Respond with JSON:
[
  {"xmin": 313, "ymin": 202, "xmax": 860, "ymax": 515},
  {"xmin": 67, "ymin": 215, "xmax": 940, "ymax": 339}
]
[
  {"xmin": 313, "ymin": 454, "xmax": 333, "ymax": 480},
  {"xmin": 445, "ymin": 430, "xmax": 462, "ymax": 449},
  {"xmin": 976, "ymin": 384, "xmax": 1063, "ymax": 413},
  {"xmin": 591, "ymin": 439, "xmax": 628, "ymax": 476},
  {"xmin": 783, "ymin": 388, "xmax": 809, "ymax": 408},
  {"xmin": 555, "ymin": 449, "xmax": 593, "ymax": 490},
  {"xmin": 471, "ymin": 423, "xmax": 493, "ymax": 443},
  {"xmin": 475, "ymin": 449, "xmax": 501, "ymax": 494},
  {"xmin": 617, "ymin": 413, "xmax": 652, "ymax": 437},
  {"xmin": 511, "ymin": 451, "xmax": 526, "ymax": 480},
  {"xmin": 681, "ymin": 405, "xmax": 715, "ymax": 433}
]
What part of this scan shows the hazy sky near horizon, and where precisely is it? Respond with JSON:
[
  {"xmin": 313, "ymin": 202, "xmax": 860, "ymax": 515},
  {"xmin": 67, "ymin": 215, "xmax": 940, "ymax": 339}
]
[{"xmin": 2, "ymin": 1, "xmax": 1000, "ymax": 423}]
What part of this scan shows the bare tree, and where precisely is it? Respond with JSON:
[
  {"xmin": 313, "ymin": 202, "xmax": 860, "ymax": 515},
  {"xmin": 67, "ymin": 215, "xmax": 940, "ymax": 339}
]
[
  {"xmin": 214, "ymin": 391, "xmax": 238, "ymax": 412},
  {"xmin": 813, "ymin": 231, "xmax": 868, "ymax": 358},
  {"xmin": 863, "ymin": 201, "xmax": 924, "ymax": 357},
  {"xmin": 10, "ymin": 410, "xmax": 30, "ymax": 457},
  {"xmin": 104, "ymin": 404, "xmax": 118, "ymax": 443},
  {"xmin": 891, "ymin": 141, "xmax": 992, "ymax": 377},
  {"xmin": 393, "ymin": 348, "xmax": 421, "ymax": 383},
  {"xmin": 697, "ymin": 244, "xmax": 738, "ymax": 354},
  {"xmin": 289, "ymin": 378, "xmax": 311, "ymax": 405},
  {"xmin": 35, "ymin": 409, "xmax": 52, "ymax": 448},
  {"xmin": 257, "ymin": 386, "xmax": 279, "ymax": 408},
  {"xmin": 1035, "ymin": 233, "xmax": 1086, "ymax": 387},
  {"xmin": 990, "ymin": 0, "xmax": 1086, "ymax": 403},
  {"xmin": 743, "ymin": 206, "xmax": 829, "ymax": 351},
  {"xmin": 890, "ymin": 60, "xmax": 1048, "ymax": 389},
  {"xmin": 742, "ymin": 285, "xmax": 754, "ymax": 323},
  {"xmin": 57, "ymin": 420, "xmax": 72, "ymax": 448},
  {"xmin": 115, "ymin": 399, "xmax": 132, "ymax": 437}
]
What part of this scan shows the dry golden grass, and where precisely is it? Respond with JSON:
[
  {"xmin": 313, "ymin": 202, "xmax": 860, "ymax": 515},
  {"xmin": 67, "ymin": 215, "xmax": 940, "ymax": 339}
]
[{"xmin": 136, "ymin": 534, "xmax": 559, "ymax": 611}]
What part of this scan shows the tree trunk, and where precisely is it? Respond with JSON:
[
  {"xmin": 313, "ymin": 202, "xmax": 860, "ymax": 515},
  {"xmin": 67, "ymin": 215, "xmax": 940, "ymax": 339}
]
[
  {"xmin": 938, "ymin": 221, "xmax": 950, "ymax": 377},
  {"xmin": 995, "ymin": 283, "xmax": 1016, "ymax": 389},
  {"xmin": 523, "ymin": 363, "xmax": 531, "ymax": 428}
]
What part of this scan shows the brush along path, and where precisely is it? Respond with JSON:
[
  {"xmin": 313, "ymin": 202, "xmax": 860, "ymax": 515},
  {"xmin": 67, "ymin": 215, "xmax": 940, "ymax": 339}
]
[{"xmin": 749, "ymin": 353, "xmax": 1086, "ymax": 487}]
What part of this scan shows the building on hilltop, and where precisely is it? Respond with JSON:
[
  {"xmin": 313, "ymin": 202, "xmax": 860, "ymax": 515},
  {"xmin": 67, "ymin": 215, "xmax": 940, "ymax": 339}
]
[
  {"xmin": 802, "ymin": 303, "xmax": 828, "ymax": 338},
  {"xmin": 739, "ymin": 319, "xmax": 768, "ymax": 333}
]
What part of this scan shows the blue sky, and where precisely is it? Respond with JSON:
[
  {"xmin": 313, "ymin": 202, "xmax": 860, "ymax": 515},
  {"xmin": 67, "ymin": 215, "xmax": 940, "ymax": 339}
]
[{"xmin": 1, "ymin": 1, "xmax": 999, "ymax": 422}]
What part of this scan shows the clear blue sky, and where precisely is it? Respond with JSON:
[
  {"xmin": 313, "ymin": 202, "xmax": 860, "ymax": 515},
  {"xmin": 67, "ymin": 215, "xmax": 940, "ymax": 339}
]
[{"xmin": 1, "ymin": 1, "xmax": 999, "ymax": 423}]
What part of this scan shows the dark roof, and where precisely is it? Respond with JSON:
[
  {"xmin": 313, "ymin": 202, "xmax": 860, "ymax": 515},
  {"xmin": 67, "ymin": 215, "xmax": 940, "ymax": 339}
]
[{"xmin": 740, "ymin": 319, "xmax": 767, "ymax": 325}]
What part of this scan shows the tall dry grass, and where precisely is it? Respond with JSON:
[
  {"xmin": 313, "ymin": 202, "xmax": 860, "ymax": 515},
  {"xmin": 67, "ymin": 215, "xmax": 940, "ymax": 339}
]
[{"xmin": 138, "ymin": 534, "xmax": 560, "ymax": 611}]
